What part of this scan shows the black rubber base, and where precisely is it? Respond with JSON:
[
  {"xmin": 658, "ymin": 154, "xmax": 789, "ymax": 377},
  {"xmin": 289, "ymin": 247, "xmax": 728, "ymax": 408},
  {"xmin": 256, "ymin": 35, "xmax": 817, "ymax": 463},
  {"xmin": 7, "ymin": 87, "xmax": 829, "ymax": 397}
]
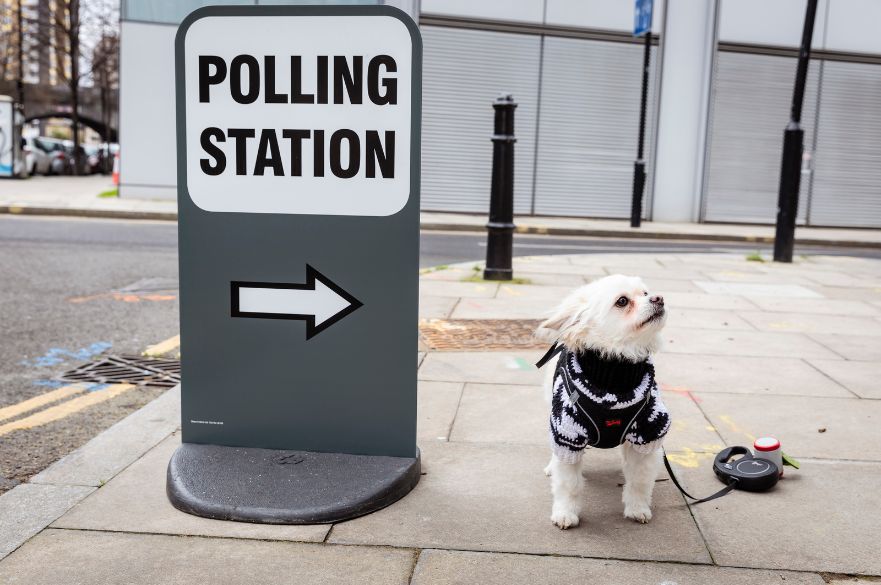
[{"xmin": 166, "ymin": 443, "xmax": 420, "ymax": 524}]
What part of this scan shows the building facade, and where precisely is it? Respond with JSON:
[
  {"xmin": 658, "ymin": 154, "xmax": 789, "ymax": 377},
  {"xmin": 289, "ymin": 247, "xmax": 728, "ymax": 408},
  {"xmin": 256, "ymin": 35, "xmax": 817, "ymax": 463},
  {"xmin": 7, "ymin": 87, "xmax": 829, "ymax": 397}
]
[{"xmin": 119, "ymin": 0, "xmax": 881, "ymax": 228}]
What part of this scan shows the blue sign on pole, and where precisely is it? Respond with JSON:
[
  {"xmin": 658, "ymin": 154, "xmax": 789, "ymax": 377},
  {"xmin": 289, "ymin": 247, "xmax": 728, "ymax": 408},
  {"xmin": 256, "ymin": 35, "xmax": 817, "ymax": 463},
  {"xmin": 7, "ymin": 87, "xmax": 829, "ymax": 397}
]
[{"xmin": 634, "ymin": 0, "xmax": 653, "ymax": 37}]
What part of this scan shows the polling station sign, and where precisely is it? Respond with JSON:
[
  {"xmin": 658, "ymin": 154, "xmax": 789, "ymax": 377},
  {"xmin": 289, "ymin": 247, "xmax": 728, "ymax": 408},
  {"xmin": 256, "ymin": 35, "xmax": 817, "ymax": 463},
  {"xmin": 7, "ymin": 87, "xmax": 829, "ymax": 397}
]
[
  {"xmin": 184, "ymin": 12, "xmax": 411, "ymax": 216},
  {"xmin": 173, "ymin": 4, "xmax": 421, "ymax": 472}
]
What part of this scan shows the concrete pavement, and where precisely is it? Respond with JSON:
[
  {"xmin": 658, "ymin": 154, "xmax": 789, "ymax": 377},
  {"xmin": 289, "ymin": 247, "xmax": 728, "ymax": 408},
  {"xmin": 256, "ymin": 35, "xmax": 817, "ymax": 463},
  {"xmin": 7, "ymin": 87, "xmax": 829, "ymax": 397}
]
[
  {"xmin": 3, "ymin": 176, "xmax": 881, "ymax": 248},
  {"xmin": 1, "ymin": 251, "xmax": 881, "ymax": 583}
]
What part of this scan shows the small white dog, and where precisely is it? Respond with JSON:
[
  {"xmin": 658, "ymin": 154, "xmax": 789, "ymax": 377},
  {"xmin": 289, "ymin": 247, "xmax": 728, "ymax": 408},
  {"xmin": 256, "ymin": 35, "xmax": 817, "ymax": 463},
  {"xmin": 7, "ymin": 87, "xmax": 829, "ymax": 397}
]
[{"xmin": 536, "ymin": 274, "xmax": 670, "ymax": 529}]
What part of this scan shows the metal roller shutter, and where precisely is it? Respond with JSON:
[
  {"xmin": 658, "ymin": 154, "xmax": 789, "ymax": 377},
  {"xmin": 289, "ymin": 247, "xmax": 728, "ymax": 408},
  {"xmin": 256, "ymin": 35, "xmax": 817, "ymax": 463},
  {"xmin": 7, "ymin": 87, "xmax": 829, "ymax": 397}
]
[
  {"xmin": 533, "ymin": 37, "xmax": 658, "ymax": 218},
  {"xmin": 421, "ymin": 26, "xmax": 541, "ymax": 213},
  {"xmin": 809, "ymin": 60, "xmax": 881, "ymax": 228},
  {"xmin": 703, "ymin": 51, "xmax": 818, "ymax": 224}
]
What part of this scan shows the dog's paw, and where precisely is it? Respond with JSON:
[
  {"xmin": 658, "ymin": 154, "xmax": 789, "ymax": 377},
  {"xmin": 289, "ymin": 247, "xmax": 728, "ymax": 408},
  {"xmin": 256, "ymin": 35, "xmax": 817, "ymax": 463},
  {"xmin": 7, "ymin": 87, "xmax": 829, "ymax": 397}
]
[
  {"xmin": 543, "ymin": 463, "xmax": 552, "ymax": 477},
  {"xmin": 551, "ymin": 508, "xmax": 580, "ymax": 529},
  {"xmin": 623, "ymin": 503, "xmax": 653, "ymax": 524}
]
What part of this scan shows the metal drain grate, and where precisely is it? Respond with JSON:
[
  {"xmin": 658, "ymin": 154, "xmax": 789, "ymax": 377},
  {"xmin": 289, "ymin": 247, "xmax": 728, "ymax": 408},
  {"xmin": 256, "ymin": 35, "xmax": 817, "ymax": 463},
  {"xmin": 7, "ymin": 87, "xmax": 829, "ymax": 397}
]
[
  {"xmin": 419, "ymin": 319, "xmax": 545, "ymax": 351},
  {"xmin": 59, "ymin": 355, "xmax": 181, "ymax": 388}
]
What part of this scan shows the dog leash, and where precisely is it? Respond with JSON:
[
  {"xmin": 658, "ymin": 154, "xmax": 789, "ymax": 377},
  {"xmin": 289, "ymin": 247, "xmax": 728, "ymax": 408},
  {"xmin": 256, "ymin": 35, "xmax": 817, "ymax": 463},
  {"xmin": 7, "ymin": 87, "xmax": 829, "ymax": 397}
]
[
  {"xmin": 535, "ymin": 342, "xmax": 562, "ymax": 368},
  {"xmin": 662, "ymin": 450, "xmax": 738, "ymax": 504}
]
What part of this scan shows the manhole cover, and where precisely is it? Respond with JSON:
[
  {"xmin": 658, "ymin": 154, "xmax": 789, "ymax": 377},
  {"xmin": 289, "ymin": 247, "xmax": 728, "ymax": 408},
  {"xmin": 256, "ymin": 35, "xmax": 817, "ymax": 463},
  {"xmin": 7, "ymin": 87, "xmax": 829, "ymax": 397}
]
[
  {"xmin": 419, "ymin": 319, "xmax": 544, "ymax": 351},
  {"xmin": 58, "ymin": 355, "xmax": 181, "ymax": 388}
]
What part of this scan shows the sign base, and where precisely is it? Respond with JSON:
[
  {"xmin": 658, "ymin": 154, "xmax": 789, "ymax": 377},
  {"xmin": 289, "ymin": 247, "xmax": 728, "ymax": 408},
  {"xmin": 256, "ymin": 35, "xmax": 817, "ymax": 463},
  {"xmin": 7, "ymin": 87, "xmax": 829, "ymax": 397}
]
[{"xmin": 166, "ymin": 444, "xmax": 420, "ymax": 524}]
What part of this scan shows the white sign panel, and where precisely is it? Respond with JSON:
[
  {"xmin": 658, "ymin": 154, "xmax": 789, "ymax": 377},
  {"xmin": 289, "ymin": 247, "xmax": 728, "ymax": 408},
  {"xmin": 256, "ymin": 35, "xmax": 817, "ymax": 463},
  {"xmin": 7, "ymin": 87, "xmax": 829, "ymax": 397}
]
[
  {"xmin": 0, "ymin": 99, "xmax": 13, "ymax": 177},
  {"xmin": 184, "ymin": 15, "xmax": 412, "ymax": 216}
]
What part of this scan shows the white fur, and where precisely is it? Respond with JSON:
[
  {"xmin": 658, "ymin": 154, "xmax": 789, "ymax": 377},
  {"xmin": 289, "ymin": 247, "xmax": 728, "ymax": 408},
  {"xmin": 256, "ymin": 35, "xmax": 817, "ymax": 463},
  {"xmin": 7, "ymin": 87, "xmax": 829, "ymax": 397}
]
[{"xmin": 538, "ymin": 274, "xmax": 667, "ymax": 529}]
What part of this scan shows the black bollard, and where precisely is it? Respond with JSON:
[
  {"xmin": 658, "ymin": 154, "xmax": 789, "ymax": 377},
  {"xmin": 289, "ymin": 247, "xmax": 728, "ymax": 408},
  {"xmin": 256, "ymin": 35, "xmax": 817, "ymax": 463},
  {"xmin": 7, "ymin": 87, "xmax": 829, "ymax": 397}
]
[{"xmin": 484, "ymin": 94, "xmax": 517, "ymax": 281}]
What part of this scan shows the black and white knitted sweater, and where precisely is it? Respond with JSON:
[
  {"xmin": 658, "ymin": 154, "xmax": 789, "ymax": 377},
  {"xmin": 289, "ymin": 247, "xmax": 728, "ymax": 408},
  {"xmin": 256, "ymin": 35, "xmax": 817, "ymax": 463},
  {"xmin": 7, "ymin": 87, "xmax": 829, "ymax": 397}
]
[{"xmin": 544, "ymin": 346, "xmax": 671, "ymax": 463}]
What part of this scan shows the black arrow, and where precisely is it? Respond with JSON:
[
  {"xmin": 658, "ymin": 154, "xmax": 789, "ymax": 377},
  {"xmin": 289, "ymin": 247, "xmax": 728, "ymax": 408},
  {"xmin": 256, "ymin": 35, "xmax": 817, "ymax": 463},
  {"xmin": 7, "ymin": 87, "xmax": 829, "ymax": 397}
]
[{"xmin": 231, "ymin": 265, "xmax": 363, "ymax": 339}]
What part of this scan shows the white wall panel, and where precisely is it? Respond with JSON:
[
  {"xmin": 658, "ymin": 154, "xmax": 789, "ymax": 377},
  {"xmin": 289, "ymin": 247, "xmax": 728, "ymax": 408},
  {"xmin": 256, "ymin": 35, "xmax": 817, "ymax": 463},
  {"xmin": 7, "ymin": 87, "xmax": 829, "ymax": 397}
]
[
  {"xmin": 825, "ymin": 0, "xmax": 881, "ymax": 55},
  {"xmin": 810, "ymin": 60, "xmax": 881, "ymax": 227},
  {"xmin": 718, "ymin": 0, "xmax": 828, "ymax": 49},
  {"xmin": 533, "ymin": 37, "xmax": 658, "ymax": 218},
  {"xmin": 545, "ymin": 0, "xmax": 663, "ymax": 33},
  {"xmin": 421, "ymin": 26, "xmax": 540, "ymax": 213},
  {"xmin": 703, "ymin": 52, "xmax": 818, "ymax": 224},
  {"xmin": 420, "ymin": 0, "xmax": 544, "ymax": 23},
  {"xmin": 118, "ymin": 21, "xmax": 177, "ymax": 199}
]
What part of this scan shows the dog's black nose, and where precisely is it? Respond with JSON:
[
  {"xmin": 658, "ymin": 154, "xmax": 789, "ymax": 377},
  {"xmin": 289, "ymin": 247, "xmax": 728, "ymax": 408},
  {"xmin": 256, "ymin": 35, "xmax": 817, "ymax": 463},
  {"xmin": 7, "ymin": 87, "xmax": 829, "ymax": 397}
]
[{"xmin": 650, "ymin": 295, "xmax": 664, "ymax": 306}]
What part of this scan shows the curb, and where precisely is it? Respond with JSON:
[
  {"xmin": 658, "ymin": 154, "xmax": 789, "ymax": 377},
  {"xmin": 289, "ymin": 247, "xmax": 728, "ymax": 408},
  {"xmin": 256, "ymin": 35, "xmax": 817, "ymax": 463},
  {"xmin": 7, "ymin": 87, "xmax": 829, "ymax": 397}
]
[
  {"xmin": 0, "ymin": 204, "xmax": 178, "ymax": 222},
  {"xmin": 2, "ymin": 205, "xmax": 879, "ymax": 249},
  {"xmin": 420, "ymin": 221, "xmax": 881, "ymax": 250},
  {"xmin": 0, "ymin": 386, "xmax": 180, "ymax": 561}
]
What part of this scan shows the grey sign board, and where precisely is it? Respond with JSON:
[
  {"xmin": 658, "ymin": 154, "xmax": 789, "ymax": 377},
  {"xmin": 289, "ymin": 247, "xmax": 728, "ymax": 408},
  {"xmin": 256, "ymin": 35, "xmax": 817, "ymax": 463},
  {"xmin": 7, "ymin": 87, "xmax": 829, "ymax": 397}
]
[{"xmin": 168, "ymin": 5, "xmax": 422, "ymax": 523}]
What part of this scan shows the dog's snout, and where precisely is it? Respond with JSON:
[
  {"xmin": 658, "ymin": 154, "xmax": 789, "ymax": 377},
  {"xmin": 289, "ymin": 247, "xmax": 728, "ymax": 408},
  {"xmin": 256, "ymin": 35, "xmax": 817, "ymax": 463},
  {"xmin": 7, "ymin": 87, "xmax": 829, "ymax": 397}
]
[{"xmin": 650, "ymin": 295, "xmax": 664, "ymax": 306}]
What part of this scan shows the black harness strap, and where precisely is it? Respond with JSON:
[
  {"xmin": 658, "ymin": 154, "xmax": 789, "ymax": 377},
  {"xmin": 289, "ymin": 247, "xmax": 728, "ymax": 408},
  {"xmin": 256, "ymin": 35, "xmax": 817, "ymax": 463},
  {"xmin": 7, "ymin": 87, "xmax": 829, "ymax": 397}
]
[
  {"xmin": 535, "ymin": 342, "xmax": 563, "ymax": 369},
  {"xmin": 662, "ymin": 450, "xmax": 738, "ymax": 504}
]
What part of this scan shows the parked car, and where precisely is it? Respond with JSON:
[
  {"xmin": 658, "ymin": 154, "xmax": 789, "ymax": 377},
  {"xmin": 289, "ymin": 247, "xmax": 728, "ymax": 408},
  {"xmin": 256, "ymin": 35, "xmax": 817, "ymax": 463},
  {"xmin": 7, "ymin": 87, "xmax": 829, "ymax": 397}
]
[
  {"xmin": 83, "ymin": 145, "xmax": 105, "ymax": 175},
  {"xmin": 33, "ymin": 137, "xmax": 70, "ymax": 175},
  {"xmin": 21, "ymin": 137, "xmax": 52, "ymax": 176}
]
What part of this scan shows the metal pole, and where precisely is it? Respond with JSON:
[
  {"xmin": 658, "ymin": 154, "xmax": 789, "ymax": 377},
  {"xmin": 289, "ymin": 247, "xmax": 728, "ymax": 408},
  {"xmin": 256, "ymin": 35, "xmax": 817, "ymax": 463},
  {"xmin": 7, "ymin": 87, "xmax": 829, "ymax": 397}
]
[
  {"xmin": 773, "ymin": 0, "xmax": 818, "ymax": 263},
  {"xmin": 484, "ymin": 94, "xmax": 517, "ymax": 281},
  {"xmin": 16, "ymin": 0, "xmax": 24, "ymax": 107},
  {"xmin": 630, "ymin": 31, "xmax": 652, "ymax": 228}
]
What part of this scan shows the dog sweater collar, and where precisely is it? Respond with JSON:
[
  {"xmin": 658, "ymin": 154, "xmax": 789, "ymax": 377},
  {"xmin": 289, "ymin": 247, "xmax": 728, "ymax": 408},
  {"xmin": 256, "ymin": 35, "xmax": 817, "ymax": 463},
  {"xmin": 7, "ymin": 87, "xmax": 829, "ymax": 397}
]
[{"xmin": 536, "ymin": 343, "xmax": 649, "ymax": 392}]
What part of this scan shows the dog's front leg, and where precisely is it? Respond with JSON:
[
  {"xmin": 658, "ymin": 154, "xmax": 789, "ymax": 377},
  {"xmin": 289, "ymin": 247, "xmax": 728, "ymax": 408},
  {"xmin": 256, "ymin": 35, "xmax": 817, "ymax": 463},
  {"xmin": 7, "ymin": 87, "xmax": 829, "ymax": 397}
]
[
  {"xmin": 549, "ymin": 454, "xmax": 583, "ymax": 529},
  {"xmin": 621, "ymin": 441, "xmax": 662, "ymax": 523}
]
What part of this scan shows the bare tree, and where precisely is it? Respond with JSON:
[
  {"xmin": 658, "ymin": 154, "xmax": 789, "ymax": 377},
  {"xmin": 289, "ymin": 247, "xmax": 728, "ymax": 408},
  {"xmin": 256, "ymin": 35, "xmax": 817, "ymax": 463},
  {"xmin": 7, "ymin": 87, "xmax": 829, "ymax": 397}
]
[{"xmin": 25, "ymin": 0, "xmax": 119, "ymax": 174}]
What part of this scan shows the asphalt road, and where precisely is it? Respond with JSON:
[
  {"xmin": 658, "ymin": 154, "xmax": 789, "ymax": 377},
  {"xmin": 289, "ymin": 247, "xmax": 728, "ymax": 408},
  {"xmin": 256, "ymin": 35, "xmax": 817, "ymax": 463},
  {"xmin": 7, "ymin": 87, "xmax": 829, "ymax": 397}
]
[{"xmin": 1, "ymin": 214, "xmax": 879, "ymax": 493}]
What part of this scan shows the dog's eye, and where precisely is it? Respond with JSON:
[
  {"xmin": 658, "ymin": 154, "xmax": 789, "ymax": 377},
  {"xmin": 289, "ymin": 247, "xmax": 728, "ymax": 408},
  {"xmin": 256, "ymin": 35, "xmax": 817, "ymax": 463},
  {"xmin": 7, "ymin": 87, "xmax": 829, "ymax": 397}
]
[
  {"xmin": 615, "ymin": 296, "xmax": 629, "ymax": 308},
  {"xmin": 644, "ymin": 291, "xmax": 648, "ymax": 296}
]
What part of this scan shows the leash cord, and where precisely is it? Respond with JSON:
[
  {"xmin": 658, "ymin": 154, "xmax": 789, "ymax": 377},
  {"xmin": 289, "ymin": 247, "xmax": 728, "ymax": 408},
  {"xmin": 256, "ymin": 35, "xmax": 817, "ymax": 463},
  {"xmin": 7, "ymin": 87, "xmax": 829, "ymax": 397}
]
[{"xmin": 662, "ymin": 450, "xmax": 738, "ymax": 504}]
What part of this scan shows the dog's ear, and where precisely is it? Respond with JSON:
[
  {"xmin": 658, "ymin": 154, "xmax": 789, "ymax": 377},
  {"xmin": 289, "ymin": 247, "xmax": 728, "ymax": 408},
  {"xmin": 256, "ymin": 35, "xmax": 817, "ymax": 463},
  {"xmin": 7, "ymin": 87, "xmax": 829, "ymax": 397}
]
[{"xmin": 535, "ymin": 301, "xmax": 581, "ymax": 342}]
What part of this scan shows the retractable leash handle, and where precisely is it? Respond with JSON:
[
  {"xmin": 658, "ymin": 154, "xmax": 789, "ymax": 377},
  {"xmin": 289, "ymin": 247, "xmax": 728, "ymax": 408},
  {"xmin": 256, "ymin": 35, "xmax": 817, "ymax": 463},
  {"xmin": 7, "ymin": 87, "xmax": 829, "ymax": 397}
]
[{"xmin": 663, "ymin": 446, "xmax": 781, "ymax": 505}]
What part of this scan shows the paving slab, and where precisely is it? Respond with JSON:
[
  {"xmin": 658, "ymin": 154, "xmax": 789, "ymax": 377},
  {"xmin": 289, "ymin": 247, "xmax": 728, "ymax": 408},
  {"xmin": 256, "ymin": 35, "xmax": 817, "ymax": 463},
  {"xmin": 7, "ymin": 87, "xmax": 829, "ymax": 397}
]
[
  {"xmin": 0, "ymin": 529, "xmax": 415, "ymax": 585},
  {"xmin": 666, "ymin": 308, "xmax": 755, "ymax": 330},
  {"xmin": 747, "ymin": 297, "xmax": 881, "ymax": 316},
  {"xmin": 654, "ymin": 354, "xmax": 853, "ymax": 397},
  {"xmin": 808, "ymin": 359, "xmax": 881, "ymax": 399},
  {"xmin": 664, "ymin": 291, "xmax": 760, "ymax": 311},
  {"xmin": 329, "ymin": 441, "xmax": 711, "ymax": 564},
  {"xmin": 661, "ymin": 390, "xmax": 727, "ymax": 454},
  {"xmin": 702, "ymin": 269, "xmax": 813, "ymax": 285},
  {"xmin": 694, "ymin": 281, "xmax": 823, "ymax": 299},
  {"xmin": 807, "ymin": 333, "xmax": 881, "ymax": 361},
  {"xmin": 639, "ymin": 277, "xmax": 704, "ymax": 293},
  {"xmin": 0, "ymin": 483, "xmax": 94, "ymax": 560},
  {"xmin": 418, "ymin": 381, "xmax": 464, "ymax": 442},
  {"xmin": 807, "ymin": 285, "xmax": 881, "ymax": 302},
  {"xmin": 421, "ymin": 267, "xmax": 476, "ymax": 282},
  {"xmin": 419, "ymin": 295, "xmax": 459, "ymax": 318},
  {"xmin": 52, "ymin": 435, "xmax": 330, "ymax": 542},
  {"xmin": 738, "ymin": 311, "xmax": 881, "ymax": 336},
  {"xmin": 494, "ymin": 284, "xmax": 575, "ymax": 303},
  {"xmin": 451, "ymin": 297, "xmax": 552, "ymax": 319},
  {"xmin": 419, "ymin": 352, "xmax": 544, "ymax": 386},
  {"xmin": 695, "ymin": 392, "xmax": 881, "ymax": 461},
  {"xmin": 661, "ymin": 328, "xmax": 841, "ymax": 359},
  {"xmin": 802, "ymin": 271, "xmax": 881, "ymax": 288},
  {"xmin": 517, "ymin": 271, "xmax": 589, "ymax": 286},
  {"xmin": 602, "ymin": 265, "xmax": 710, "ymax": 280},
  {"xmin": 449, "ymin": 383, "xmax": 546, "ymax": 445},
  {"xmin": 447, "ymin": 382, "xmax": 721, "ymax": 454},
  {"xmin": 30, "ymin": 386, "xmax": 180, "ymax": 487},
  {"xmin": 511, "ymin": 261, "xmax": 604, "ymax": 276},
  {"xmin": 672, "ymin": 459, "xmax": 881, "ymax": 575},
  {"xmin": 420, "ymin": 280, "xmax": 499, "ymax": 298},
  {"xmin": 411, "ymin": 549, "xmax": 826, "ymax": 585}
]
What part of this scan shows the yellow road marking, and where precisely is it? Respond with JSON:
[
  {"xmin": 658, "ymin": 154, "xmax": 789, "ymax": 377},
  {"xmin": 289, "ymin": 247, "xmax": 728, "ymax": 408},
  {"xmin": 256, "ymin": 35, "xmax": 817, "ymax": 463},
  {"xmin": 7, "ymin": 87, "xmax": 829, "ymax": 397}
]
[
  {"xmin": 0, "ymin": 383, "xmax": 91, "ymax": 423},
  {"xmin": 143, "ymin": 334, "xmax": 181, "ymax": 357},
  {"xmin": 0, "ymin": 383, "xmax": 135, "ymax": 437}
]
